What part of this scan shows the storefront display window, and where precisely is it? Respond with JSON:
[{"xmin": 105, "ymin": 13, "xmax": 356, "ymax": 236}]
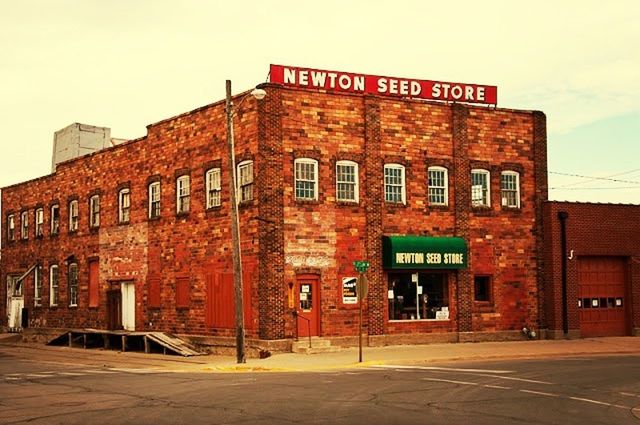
[{"xmin": 388, "ymin": 272, "xmax": 449, "ymax": 320}]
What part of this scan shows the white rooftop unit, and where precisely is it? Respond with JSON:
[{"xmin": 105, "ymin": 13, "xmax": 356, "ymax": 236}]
[{"xmin": 52, "ymin": 123, "xmax": 124, "ymax": 171}]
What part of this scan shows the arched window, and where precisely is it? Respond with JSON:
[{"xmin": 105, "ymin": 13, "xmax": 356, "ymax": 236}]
[
  {"xmin": 471, "ymin": 169, "xmax": 490, "ymax": 207},
  {"xmin": 336, "ymin": 160, "xmax": 359, "ymax": 203},
  {"xmin": 427, "ymin": 166, "xmax": 448, "ymax": 206},
  {"xmin": 384, "ymin": 163, "xmax": 406, "ymax": 204},
  {"xmin": 237, "ymin": 160, "xmax": 254, "ymax": 202},
  {"xmin": 295, "ymin": 158, "xmax": 319, "ymax": 201},
  {"xmin": 501, "ymin": 171, "xmax": 520, "ymax": 208}
]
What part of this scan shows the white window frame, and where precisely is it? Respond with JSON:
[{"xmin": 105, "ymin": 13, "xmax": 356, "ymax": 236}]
[
  {"xmin": 68, "ymin": 263, "xmax": 78, "ymax": 307},
  {"xmin": 118, "ymin": 188, "xmax": 131, "ymax": 223},
  {"xmin": 34, "ymin": 265, "xmax": 42, "ymax": 306},
  {"xmin": 336, "ymin": 160, "xmax": 359, "ymax": 203},
  {"xmin": 471, "ymin": 169, "xmax": 491, "ymax": 207},
  {"xmin": 50, "ymin": 204, "xmax": 60, "ymax": 235},
  {"xmin": 384, "ymin": 163, "xmax": 406, "ymax": 204},
  {"xmin": 176, "ymin": 175, "xmax": 191, "ymax": 214},
  {"xmin": 205, "ymin": 168, "xmax": 221, "ymax": 208},
  {"xmin": 7, "ymin": 214, "xmax": 15, "ymax": 241},
  {"xmin": 237, "ymin": 160, "xmax": 254, "ymax": 203},
  {"xmin": 21, "ymin": 211, "xmax": 29, "ymax": 239},
  {"xmin": 89, "ymin": 195, "xmax": 100, "ymax": 228},
  {"xmin": 148, "ymin": 181, "xmax": 161, "ymax": 218},
  {"xmin": 35, "ymin": 208, "xmax": 44, "ymax": 237},
  {"xmin": 501, "ymin": 171, "xmax": 521, "ymax": 208},
  {"xmin": 69, "ymin": 200, "xmax": 79, "ymax": 232},
  {"xmin": 428, "ymin": 166, "xmax": 449, "ymax": 206},
  {"xmin": 294, "ymin": 158, "xmax": 319, "ymax": 201},
  {"xmin": 49, "ymin": 265, "xmax": 59, "ymax": 307}
]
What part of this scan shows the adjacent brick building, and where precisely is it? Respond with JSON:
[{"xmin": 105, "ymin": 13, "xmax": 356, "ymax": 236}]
[
  {"xmin": 1, "ymin": 66, "xmax": 551, "ymax": 347},
  {"xmin": 544, "ymin": 202, "xmax": 640, "ymax": 338}
]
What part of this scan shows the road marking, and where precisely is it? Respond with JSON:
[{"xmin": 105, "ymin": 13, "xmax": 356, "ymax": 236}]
[
  {"xmin": 108, "ymin": 368, "xmax": 164, "ymax": 374},
  {"xmin": 568, "ymin": 396, "xmax": 629, "ymax": 409},
  {"xmin": 81, "ymin": 370, "xmax": 117, "ymax": 374},
  {"xmin": 57, "ymin": 372, "xmax": 85, "ymax": 376},
  {"xmin": 484, "ymin": 384, "xmax": 512, "ymax": 390},
  {"xmin": 520, "ymin": 389, "xmax": 559, "ymax": 397},
  {"xmin": 25, "ymin": 374, "xmax": 53, "ymax": 378},
  {"xmin": 422, "ymin": 377, "xmax": 479, "ymax": 386},
  {"xmin": 619, "ymin": 392, "xmax": 640, "ymax": 398},
  {"xmin": 5, "ymin": 377, "xmax": 20, "ymax": 380},
  {"xmin": 469, "ymin": 374, "xmax": 553, "ymax": 385},
  {"xmin": 374, "ymin": 365, "xmax": 513, "ymax": 374}
]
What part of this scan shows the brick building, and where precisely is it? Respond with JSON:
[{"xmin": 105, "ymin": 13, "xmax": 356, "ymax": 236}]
[
  {"xmin": 1, "ymin": 65, "xmax": 550, "ymax": 348},
  {"xmin": 544, "ymin": 202, "xmax": 640, "ymax": 338}
]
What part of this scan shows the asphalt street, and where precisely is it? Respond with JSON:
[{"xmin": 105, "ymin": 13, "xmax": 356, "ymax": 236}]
[{"xmin": 1, "ymin": 347, "xmax": 639, "ymax": 424}]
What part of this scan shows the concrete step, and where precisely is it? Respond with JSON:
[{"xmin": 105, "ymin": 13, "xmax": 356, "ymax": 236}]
[{"xmin": 292, "ymin": 337, "xmax": 338, "ymax": 354}]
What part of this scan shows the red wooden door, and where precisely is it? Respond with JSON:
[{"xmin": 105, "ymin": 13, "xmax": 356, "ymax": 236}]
[
  {"xmin": 578, "ymin": 257, "xmax": 628, "ymax": 337},
  {"xmin": 297, "ymin": 276, "xmax": 319, "ymax": 337}
]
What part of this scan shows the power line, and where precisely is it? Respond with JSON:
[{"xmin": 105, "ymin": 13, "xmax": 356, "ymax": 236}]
[
  {"xmin": 549, "ymin": 171, "xmax": 640, "ymax": 185},
  {"xmin": 552, "ymin": 168, "xmax": 640, "ymax": 189},
  {"xmin": 550, "ymin": 186, "xmax": 640, "ymax": 190}
]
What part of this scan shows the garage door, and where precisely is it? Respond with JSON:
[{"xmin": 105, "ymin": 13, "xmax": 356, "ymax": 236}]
[{"xmin": 578, "ymin": 257, "xmax": 628, "ymax": 337}]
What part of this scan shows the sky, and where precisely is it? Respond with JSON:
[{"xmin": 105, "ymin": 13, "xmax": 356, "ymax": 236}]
[{"xmin": 1, "ymin": 0, "xmax": 639, "ymax": 203}]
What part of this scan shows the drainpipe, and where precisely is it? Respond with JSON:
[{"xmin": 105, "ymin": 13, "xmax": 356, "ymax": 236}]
[{"xmin": 558, "ymin": 211, "xmax": 569, "ymax": 336}]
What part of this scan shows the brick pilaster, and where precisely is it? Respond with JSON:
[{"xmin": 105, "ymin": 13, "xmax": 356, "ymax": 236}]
[
  {"xmin": 533, "ymin": 111, "xmax": 548, "ymax": 331},
  {"xmin": 452, "ymin": 104, "xmax": 472, "ymax": 333},
  {"xmin": 364, "ymin": 96, "xmax": 384, "ymax": 336},
  {"xmin": 257, "ymin": 84, "xmax": 285, "ymax": 339}
]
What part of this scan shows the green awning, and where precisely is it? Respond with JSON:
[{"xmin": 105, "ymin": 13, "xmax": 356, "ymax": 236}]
[{"xmin": 382, "ymin": 236, "xmax": 468, "ymax": 270}]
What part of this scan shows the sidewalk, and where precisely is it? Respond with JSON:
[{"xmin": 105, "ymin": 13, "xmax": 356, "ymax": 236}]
[{"xmin": 2, "ymin": 334, "xmax": 639, "ymax": 373}]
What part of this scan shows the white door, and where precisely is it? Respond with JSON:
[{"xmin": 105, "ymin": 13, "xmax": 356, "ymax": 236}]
[
  {"xmin": 6, "ymin": 276, "xmax": 23, "ymax": 330},
  {"xmin": 121, "ymin": 282, "xmax": 135, "ymax": 331}
]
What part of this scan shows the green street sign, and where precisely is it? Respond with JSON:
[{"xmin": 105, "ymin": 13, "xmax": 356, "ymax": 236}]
[{"xmin": 353, "ymin": 260, "xmax": 370, "ymax": 273}]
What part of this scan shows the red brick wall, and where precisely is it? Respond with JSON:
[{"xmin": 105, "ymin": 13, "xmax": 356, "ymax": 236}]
[{"xmin": 543, "ymin": 202, "xmax": 640, "ymax": 336}]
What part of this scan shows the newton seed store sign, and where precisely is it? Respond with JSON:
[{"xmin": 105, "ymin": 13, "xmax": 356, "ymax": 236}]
[{"xmin": 270, "ymin": 64, "xmax": 497, "ymax": 105}]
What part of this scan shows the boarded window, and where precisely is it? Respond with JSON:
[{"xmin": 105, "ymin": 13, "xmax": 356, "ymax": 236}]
[
  {"xmin": 148, "ymin": 277, "xmax": 161, "ymax": 308},
  {"xmin": 176, "ymin": 277, "xmax": 190, "ymax": 308},
  {"xmin": 88, "ymin": 260, "xmax": 99, "ymax": 308},
  {"xmin": 205, "ymin": 270, "xmax": 253, "ymax": 329}
]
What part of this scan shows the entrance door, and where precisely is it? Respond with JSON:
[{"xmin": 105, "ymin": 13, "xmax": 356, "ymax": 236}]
[
  {"xmin": 296, "ymin": 276, "xmax": 319, "ymax": 337},
  {"xmin": 6, "ymin": 275, "xmax": 23, "ymax": 331},
  {"xmin": 121, "ymin": 282, "xmax": 135, "ymax": 331},
  {"xmin": 578, "ymin": 257, "xmax": 628, "ymax": 337},
  {"xmin": 107, "ymin": 290, "xmax": 122, "ymax": 330}
]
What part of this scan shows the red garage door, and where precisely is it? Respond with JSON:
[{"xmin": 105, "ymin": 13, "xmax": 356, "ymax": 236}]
[{"xmin": 578, "ymin": 257, "xmax": 628, "ymax": 337}]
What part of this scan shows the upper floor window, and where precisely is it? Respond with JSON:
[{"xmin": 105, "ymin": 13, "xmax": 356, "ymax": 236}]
[
  {"xmin": 69, "ymin": 199, "xmax": 78, "ymax": 232},
  {"xmin": 336, "ymin": 160, "xmax": 359, "ymax": 203},
  {"xmin": 118, "ymin": 188, "xmax": 130, "ymax": 223},
  {"xmin": 35, "ymin": 208, "xmax": 44, "ymax": 237},
  {"xmin": 68, "ymin": 263, "xmax": 78, "ymax": 307},
  {"xmin": 428, "ymin": 166, "xmax": 448, "ymax": 206},
  {"xmin": 384, "ymin": 164, "xmax": 406, "ymax": 204},
  {"xmin": 176, "ymin": 175, "xmax": 190, "ymax": 214},
  {"xmin": 34, "ymin": 265, "xmax": 42, "ymax": 307},
  {"xmin": 68, "ymin": 200, "xmax": 79, "ymax": 232},
  {"xmin": 471, "ymin": 169, "xmax": 490, "ymax": 207},
  {"xmin": 49, "ymin": 265, "xmax": 59, "ymax": 307},
  {"xmin": 206, "ymin": 168, "xmax": 222, "ymax": 208},
  {"xmin": 295, "ymin": 158, "xmax": 319, "ymax": 201},
  {"xmin": 148, "ymin": 181, "xmax": 161, "ymax": 219},
  {"xmin": 50, "ymin": 204, "xmax": 60, "ymax": 235},
  {"xmin": 501, "ymin": 171, "xmax": 520, "ymax": 208},
  {"xmin": 89, "ymin": 195, "xmax": 100, "ymax": 228},
  {"xmin": 237, "ymin": 160, "xmax": 254, "ymax": 203},
  {"xmin": 21, "ymin": 211, "xmax": 29, "ymax": 239},
  {"xmin": 7, "ymin": 214, "xmax": 15, "ymax": 241}
]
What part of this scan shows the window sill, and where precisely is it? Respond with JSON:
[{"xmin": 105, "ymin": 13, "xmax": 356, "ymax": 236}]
[
  {"xmin": 384, "ymin": 202, "xmax": 408, "ymax": 209},
  {"xmin": 471, "ymin": 207, "xmax": 494, "ymax": 216},
  {"xmin": 148, "ymin": 215, "xmax": 161, "ymax": 222},
  {"xmin": 388, "ymin": 319, "xmax": 450, "ymax": 323},
  {"xmin": 336, "ymin": 200, "xmax": 360, "ymax": 207}
]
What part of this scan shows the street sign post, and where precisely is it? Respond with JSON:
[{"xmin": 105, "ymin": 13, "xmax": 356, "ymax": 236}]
[{"xmin": 353, "ymin": 260, "xmax": 370, "ymax": 363}]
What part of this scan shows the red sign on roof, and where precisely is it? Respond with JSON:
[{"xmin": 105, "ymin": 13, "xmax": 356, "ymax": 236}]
[{"xmin": 270, "ymin": 64, "xmax": 497, "ymax": 105}]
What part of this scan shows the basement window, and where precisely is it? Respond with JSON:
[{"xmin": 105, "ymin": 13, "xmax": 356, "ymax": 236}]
[{"xmin": 388, "ymin": 272, "xmax": 449, "ymax": 321}]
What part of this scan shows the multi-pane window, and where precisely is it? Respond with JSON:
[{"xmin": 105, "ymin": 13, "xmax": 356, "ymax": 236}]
[
  {"xmin": 237, "ymin": 160, "xmax": 254, "ymax": 203},
  {"xmin": 34, "ymin": 265, "xmax": 42, "ymax": 307},
  {"xmin": 428, "ymin": 166, "xmax": 448, "ymax": 206},
  {"xmin": 206, "ymin": 168, "xmax": 221, "ymax": 208},
  {"xmin": 336, "ymin": 160, "xmax": 359, "ymax": 203},
  {"xmin": 501, "ymin": 171, "xmax": 520, "ymax": 208},
  {"xmin": 68, "ymin": 263, "xmax": 78, "ymax": 307},
  {"xmin": 148, "ymin": 182, "xmax": 161, "ymax": 218},
  {"xmin": 471, "ymin": 169, "xmax": 490, "ymax": 207},
  {"xmin": 69, "ymin": 200, "xmax": 79, "ymax": 232},
  {"xmin": 49, "ymin": 265, "xmax": 59, "ymax": 306},
  {"xmin": 89, "ymin": 195, "xmax": 100, "ymax": 228},
  {"xmin": 35, "ymin": 208, "xmax": 44, "ymax": 237},
  {"xmin": 50, "ymin": 205, "xmax": 60, "ymax": 235},
  {"xmin": 118, "ymin": 188, "xmax": 130, "ymax": 223},
  {"xmin": 295, "ymin": 158, "xmax": 319, "ymax": 201},
  {"xmin": 7, "ymin": 214, "xmax": 15, "ymax": 241},
  {"xmin": 384, "ymin": 164, "xmax": 406, "ymax": 204},
  {"xmin": 176, "ymin": 175, "xmax": 190, "ymax": 214},
  {"xmin": 21, "ymin": 211, "xmax": 29, "ymax": 239}
]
